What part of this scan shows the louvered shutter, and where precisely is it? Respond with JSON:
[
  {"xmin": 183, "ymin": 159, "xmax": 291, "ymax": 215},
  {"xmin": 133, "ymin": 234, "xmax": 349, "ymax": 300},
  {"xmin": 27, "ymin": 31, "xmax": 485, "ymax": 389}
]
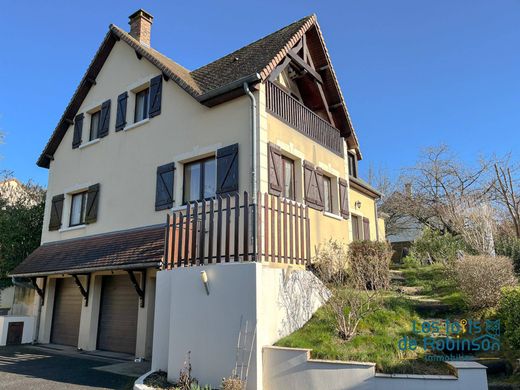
[
  {"xmin": 339, "ymin": 178, "xmax": 350, "ymax": 218},
  {"xmin": 115, "ymin": 92, "xmax": 128, "ymax": 131},
  {"xmin": 303, "ymin": 162, "xmax": 323, "ymax": 211},
  {"xmin": 155, "ymin": 163, "xmax": 175, "ymax": 211},
  {"xmin": 148, "ymin": 75, "xmax": 162, "ymax": 118},
  {"xmin": 49, "ymin": 194, "xmax": 64, "ymax": 231},
  {"xmin": 268, "ymin": 143, "xmax": 282, "ymax": 196},
  {"xmin": 98, "ymin": 100, "xmax": 111, "ymax": 138},
  {"xmin": 72, "ymin": 114, "xmax": 83, "ymax": 149},
  {"xmin": 216, "ymin": 144, "xmax": 239, "ymax": 195},
  {"xmin": 363, "ymin": 217, "xmax": 370, "ymax": 240},
  {"xmin": 85, "ymin": 184, "xmax": 100, "ymax": 224}
]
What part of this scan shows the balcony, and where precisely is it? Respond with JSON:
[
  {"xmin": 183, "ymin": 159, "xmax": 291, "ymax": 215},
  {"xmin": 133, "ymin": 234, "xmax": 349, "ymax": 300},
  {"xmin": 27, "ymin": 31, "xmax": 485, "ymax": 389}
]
[{"xmin": 265, "ymin": 82, "xmax": 344, "ymax": 156}]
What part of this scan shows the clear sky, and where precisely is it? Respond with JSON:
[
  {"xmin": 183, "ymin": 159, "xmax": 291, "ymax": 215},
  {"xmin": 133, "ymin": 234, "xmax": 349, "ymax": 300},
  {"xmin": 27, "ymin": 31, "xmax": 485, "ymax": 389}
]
[{"xmin": 1, "ymin": 1, "xmax": 519, "ymax": 186}]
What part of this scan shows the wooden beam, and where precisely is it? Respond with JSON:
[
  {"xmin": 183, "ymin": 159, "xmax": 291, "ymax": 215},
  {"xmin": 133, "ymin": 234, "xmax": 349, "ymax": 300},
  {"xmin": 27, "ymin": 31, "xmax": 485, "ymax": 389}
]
[
  {"xmin": 135, "ymin": 50, "xmax": 142, "ymax": 60},
  {"xmin": 268, "ymin": 56, "xmax": 292, "ymax": 82},
  {"xmin": 318, "ymin": 65, "xmax": 330, "ymax": 72},
  {"xmin": 71, "ymin": 274, "xmax": 90, "ymax": 306},
  {"xmin": 86, "ymin": 77, "xmax": 97, "ymax": 85},
  {"xmin": 287, "ymin": 50, "xmax": 323, "ymax": 84},
  {"xmin": 127, "ymin": 269, "xmax": 146, "ymax": 308},
  {"xmin": 31, "ymin": 277, "xmax": 46, "ymax": 305}
]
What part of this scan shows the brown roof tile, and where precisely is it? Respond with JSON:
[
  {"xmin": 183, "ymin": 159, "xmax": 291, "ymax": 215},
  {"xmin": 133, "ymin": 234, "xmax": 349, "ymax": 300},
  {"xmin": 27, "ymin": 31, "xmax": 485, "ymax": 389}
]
[{"xmin": 10, "ymin": 225, "xmax": 164, "ymax": 277}]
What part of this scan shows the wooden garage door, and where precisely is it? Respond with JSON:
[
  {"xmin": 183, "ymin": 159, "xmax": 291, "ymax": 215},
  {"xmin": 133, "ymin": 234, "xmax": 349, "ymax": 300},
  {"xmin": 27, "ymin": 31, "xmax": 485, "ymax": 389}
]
[
  {"xmin": 97, "ymin": 275, "xmax": 138, "ymax": 354},
  {"xmin": 51, "ymin": 278, "xmax": 82, "ymax": 346}
]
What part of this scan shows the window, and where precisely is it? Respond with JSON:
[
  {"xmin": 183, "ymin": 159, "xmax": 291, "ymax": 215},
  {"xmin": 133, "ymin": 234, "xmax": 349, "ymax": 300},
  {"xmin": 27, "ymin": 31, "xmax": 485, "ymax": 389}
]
[
  {"xmin": 348, "ymin": 153, "xmax": 358, "ymax": 178},
  {"xmin": 282, "ymin": 157, "xmax": 295, "ymax": 200},
  {"xmin": 323, "ymin": 176, "xmax": 332, "ymax": 213},
  {"xmin": 134, "ymin": 88, "xmax": 149, "ymax": 123},
  {"xmin": 183, "ymin": 157, "xmax": 216, "ymax": 203},
  {"xmin": 69, "ymin": 191, "xmax": 87, "ymax": 227},
  {"xmin": 89, "ymin": 110, "xmax": 101, "ymax": 141},
  {"xmin": 351, "ymin": 214, "xmax": 362, "ymax": 241}
]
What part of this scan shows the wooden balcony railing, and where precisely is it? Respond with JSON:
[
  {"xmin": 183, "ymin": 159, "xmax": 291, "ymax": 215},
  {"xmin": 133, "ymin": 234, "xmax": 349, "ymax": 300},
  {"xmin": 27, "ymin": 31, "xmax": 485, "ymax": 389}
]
[
  {"xmin": 265, "ymin": 82, "xmax": 343, "ymax": 156},
  {"xmin": 163, "ymin": 191, "xmax": 311, "ymax": 268}
]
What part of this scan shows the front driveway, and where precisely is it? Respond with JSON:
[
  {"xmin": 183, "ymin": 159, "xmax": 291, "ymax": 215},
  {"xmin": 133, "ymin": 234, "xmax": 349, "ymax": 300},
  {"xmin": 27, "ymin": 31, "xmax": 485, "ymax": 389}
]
[{"xmin": 0, "ymin": 345, "xmax": 144, "ymax": 389}]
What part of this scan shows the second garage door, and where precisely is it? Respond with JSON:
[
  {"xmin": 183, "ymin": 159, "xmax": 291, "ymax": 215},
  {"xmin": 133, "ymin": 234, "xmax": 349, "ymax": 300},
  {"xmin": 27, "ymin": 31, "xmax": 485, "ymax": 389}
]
[
  {"xmin": 51, "ymin": 277, "xmax": 82, "ymax": 346},
  {"xmin": 97, "ymin": 275, "xmax": 139, "ymax": 354}
]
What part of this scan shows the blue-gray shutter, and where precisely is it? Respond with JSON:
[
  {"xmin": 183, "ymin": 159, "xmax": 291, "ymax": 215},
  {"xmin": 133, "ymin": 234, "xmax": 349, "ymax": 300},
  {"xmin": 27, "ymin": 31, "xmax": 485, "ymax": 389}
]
[
  {"xmin": 216, "ymin": 143, "xmax": 239, "ymax": 195},
  {"xmin": 49, "ymin": 194, "xmax": 64, "ymax": 231},
  {"xmin": 98, "ymin": 100, "xmax": 111, "ymax": 138},
  {"xmin": 85, "ymin": 184, "xmax": 100, "ymax": 224},
  {"xmin": 72, "ymin": 114, "xmax": 84, "ymax": 149},
  {"xmin": 148, "ymin": 75, "xmax": 162, "ymax": 118},
  {"xmin": 115, "ymin": 92, "xmax": 128, "ymax": 131},
  {"xmin": 155, "ymin": 163, "xmax": 175, "ymax": 210}
]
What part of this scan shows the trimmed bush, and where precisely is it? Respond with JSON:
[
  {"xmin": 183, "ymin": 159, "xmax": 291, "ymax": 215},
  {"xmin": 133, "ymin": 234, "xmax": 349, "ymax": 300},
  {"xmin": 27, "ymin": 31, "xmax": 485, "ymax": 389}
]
[
  {"xmin": 451, "ymin": 255, "xmax": 517, "ymax": 310},
  {"xmin": 410, "ymin": 228, "xmax": 468, "ymax": 264},
  {"xmin": 498, "ymin": 287, "xmax": 520, "ymax": 350},
  {"xmin": 495, "ymin": 236, "xmax": 520, "ymax": 274},
  {"xmin": 348, "ymin": 241, "xmax": 392, "ymax": 290}
]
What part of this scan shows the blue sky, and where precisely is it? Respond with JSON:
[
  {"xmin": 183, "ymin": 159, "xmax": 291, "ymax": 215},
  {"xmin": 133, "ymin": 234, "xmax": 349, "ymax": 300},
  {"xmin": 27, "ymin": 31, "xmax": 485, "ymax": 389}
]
[{"xmin": 1, "ymin": 1, "xmax": 519, "ymax": 186}]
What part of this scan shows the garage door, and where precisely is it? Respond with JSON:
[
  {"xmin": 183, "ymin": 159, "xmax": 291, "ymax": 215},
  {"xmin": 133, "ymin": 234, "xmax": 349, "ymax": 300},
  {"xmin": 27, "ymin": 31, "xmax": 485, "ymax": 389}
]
[
  {"xmin": 51, "ymin": 278, "xmax": 82, "ymax": 346},
  {"xmin": 97, "ymin": 275, "xmax": 138, "ymax": 354}
]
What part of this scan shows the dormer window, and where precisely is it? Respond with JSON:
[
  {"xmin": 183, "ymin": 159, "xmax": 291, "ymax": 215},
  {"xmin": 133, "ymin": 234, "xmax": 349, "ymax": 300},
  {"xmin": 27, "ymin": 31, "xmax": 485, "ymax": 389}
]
[
  {"xmin": 134, "ymin": 88, "xmax": 149, "ymax": 123},
  {"xmin": 89, "ymin": 110, "xmax": 101, "ymax": 141}
]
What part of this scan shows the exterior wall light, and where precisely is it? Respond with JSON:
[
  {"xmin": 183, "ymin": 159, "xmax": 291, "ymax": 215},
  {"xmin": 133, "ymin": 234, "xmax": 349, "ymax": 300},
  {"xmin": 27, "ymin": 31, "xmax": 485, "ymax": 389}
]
[
  {"xmin": 200, "ymin": 270, "xmax": 210, "ymax": 295},
  {"xmin": 355, "ymin": 200, "xmax": 362, "ymax": 209}
]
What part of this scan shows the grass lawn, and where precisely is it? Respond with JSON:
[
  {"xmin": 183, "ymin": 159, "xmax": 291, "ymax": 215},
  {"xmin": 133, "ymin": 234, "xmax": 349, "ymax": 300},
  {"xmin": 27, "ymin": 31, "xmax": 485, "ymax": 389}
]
[{"xmin": 276, "ymin": 264, "xmax": 467, "ymax": 374}]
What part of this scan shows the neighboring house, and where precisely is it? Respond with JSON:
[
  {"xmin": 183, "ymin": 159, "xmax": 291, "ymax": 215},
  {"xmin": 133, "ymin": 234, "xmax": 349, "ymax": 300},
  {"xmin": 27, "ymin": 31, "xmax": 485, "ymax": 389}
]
[
  {"xmin": 0, "ymin": 178, "xmax": 37, "ymax": 207},
  {"xmin": 10, "ymin": 9, "xmax": 385, "ymax": 363}
]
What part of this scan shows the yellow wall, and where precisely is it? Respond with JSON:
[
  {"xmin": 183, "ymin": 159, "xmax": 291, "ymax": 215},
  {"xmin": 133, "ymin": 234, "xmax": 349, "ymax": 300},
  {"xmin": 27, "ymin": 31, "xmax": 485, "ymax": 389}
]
[{"xmin": 257, "ymin": 82, "xmax": 384, "ymax": 254}]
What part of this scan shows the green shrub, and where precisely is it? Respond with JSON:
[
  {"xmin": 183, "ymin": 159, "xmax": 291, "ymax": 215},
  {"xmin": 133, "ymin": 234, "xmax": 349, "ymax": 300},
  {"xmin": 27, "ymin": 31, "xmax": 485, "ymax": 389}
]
[
  {"xmin": 410, "ymin": 228, "xmax": 467, "ymax": 264},
  {"xmin": 402, "ymin": 254, "xmax": 421, "ymax": 268},
  {"xmin": 495, "ymin": 236, "xmax": 520, "ymax": 274},
  {"xmin": 348, "ymin": 241, "xmax": 392, "ymax": 290},
  {"xmin": 498, "ymin": 286, "xmax": 520, "ymax": 350},
  {"xmin": 451, "ymin": 255, "xmax": 517, "ymax": 310}
]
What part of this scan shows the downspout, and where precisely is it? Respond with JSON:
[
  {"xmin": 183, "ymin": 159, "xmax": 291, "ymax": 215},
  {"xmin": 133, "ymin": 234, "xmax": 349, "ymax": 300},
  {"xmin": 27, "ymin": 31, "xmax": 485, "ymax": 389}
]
[{"xmin": 243, "ymin": 80, "xmax": 258, "ymax": 260}]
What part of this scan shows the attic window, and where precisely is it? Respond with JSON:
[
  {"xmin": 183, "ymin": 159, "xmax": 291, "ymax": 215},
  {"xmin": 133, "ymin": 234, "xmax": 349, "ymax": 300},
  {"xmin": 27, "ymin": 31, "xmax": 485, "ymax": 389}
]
[{"xmin": 89, "ymin": 110, "xmax": 101, "ymax": 141}]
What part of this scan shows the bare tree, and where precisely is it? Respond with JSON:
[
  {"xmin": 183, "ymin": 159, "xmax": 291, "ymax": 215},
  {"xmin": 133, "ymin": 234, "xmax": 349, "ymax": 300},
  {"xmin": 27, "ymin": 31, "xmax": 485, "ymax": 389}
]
[
  {"xmin": 493, "ymin": 161, "xmax": 520, "ymax": 238},
  {"xmin": 381, "ymin": 145, "xmax": 494, "ymax": 238}
]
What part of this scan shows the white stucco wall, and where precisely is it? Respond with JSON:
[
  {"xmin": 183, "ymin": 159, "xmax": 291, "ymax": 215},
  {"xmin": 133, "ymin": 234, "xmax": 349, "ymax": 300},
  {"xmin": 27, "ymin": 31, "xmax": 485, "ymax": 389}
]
[
  {"xmin": 42, "ymin": 40, "xmax": 254, "ymax": 244},
  {"xmin": 152, "ymin": 263, "xmax": 325, "ymax": 390},
  {"xmin": 0, "ymin": 316, "xmax": 35, "ymax": 345},
  {"xmin": 0, "ymin": 286, "xmax": 14, "ymax": 310}
]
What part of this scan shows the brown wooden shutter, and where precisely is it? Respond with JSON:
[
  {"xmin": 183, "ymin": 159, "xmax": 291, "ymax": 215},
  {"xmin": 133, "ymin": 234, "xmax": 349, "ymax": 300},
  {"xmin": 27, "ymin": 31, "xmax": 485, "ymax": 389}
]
[
  {"xmin": 115, "ymin": 92, "xmax": 128, "ymax": 131},
  {"xmin": 49, "ymin": 194, "xmax": 64, "ymax": 231},
  {"xmin": 72, "ymin": 114, "xmax": 83, "ymax": 149},
  {"xmin": 216, "ymin": 144, "xmax": 239, "ymax": 195},
  {"xmin": 155, "ymin": 163, "xmax": 175, "ymax": 211},
  {"xmin": 303, "ymin": 161, "xmax": 323, "ymax": 211},
  {"xmin": 339, "ymin": 178, "xmax": 350, "ymax": 218},
  {"xmin": 148, "ymin": 75, "xmax": 162, "ymax": 118},
  {"xmin": 97, "ymin": 100, "xmax": 111, "ymax": 138},
  {"xmin": 363, "ymin": 217, "xmax": 370, "ymax": 240},
  {"xmin": 268, "ymin": 143, "xmax": 282, "ymax": 196},
  {"xmin": 85, "ymin": 184, "xmax": 100, "ymax": 224}
]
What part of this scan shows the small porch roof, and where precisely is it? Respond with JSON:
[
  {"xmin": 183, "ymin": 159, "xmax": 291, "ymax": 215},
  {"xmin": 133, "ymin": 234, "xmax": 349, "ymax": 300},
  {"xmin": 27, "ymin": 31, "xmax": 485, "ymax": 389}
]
[{"xmin": 10, "ymin": 225, "xmax": 164, "ymax": 278}]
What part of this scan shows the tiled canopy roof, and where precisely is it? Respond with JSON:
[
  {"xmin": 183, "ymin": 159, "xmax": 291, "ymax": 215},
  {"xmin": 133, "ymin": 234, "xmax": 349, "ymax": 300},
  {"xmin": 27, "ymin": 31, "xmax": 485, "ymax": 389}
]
[
  {"xmin": 10, "ymin": 225, "xmax": 164, "ymax": 277},
  {"xmin": 37, "ymin": 14, "xmax": 359, "ymax": 168}
]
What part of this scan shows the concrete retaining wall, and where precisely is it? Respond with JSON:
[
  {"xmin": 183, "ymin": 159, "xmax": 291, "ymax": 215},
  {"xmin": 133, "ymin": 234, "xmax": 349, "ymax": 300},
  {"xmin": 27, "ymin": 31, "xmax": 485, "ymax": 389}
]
[{"xmin": 263, "ymin": 346, "xmax": 488, "ymax": 390}]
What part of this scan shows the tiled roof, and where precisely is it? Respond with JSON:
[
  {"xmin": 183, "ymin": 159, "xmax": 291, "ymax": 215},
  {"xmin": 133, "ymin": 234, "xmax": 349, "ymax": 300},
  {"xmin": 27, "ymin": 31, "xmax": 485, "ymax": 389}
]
[
  {"xmin": 37, "ymin": 14, "xmax": 359, "ymax": 168},
  {"xmin": 10, "ymin": 225, "xmax": 164, "ymax": 277}
]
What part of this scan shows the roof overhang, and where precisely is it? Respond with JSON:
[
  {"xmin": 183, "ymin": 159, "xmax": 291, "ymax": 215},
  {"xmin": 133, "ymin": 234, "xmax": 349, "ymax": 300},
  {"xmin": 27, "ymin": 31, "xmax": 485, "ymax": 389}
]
[{"xmin": 349, "ymin": 176, "xmax": 382, "ymax": 199}]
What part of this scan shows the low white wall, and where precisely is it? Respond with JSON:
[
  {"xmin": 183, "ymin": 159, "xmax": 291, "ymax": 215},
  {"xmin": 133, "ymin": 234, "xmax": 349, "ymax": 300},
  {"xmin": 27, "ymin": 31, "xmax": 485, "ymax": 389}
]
[
  {"xmin": 0, "ymin": 316, "xmax": 35, "ymax": 345},
  {"xmin": 152, "ymin": 263, "xmax": 326, "ymax": 390},
  {"xmin": 263, "ymin": 346, "xmax": 488, "ymax": 390}
]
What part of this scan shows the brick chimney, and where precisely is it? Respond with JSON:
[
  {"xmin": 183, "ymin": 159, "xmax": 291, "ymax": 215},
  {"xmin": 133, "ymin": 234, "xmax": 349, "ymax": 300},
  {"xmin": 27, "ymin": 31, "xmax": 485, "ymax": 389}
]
[{"xmin": 128, "ymin": 9, "xmax": 153, "ymax": 47}]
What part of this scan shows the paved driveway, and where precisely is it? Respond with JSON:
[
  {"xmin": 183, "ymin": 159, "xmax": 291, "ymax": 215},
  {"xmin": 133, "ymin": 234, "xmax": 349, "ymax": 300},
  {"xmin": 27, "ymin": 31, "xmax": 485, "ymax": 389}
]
[{"xmin": 0, "ymin": 345, "xmax": 141, "ymax": 389}]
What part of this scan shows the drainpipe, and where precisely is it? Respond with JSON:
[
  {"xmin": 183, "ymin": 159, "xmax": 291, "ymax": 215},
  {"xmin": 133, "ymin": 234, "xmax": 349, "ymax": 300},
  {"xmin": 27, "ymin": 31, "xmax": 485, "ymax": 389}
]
[{"xmin": 243, "ymin": 80, "xmax": 258, "ymax": 260}]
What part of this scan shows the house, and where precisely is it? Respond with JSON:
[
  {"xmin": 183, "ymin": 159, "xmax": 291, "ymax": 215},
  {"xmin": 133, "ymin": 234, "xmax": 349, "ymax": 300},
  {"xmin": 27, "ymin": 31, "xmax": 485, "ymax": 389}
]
[{"xmin": 9, "ymin": 9, "xmax": 385, "ymax": 383}]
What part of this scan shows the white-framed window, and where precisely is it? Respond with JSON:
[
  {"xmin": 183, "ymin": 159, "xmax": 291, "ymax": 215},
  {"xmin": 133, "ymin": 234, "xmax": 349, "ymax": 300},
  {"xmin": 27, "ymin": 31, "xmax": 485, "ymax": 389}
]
[
  {"xmin": 183, "ymin": 157, "xmax": 216, "ymax": 204},
  {"xmin": 69, "ymin": 191, "xmax": 87, "ymax": 227},
  {"xmin": 323, "ymin": 175, "xmax": 333, "ymax": 213},
  {"xmin": 134, "ymin": 88, "xmax": 149, "ymax": 123},
  {"xmin": 89, "ymin": 110, "xmax": 101, "ymax": 141}
]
